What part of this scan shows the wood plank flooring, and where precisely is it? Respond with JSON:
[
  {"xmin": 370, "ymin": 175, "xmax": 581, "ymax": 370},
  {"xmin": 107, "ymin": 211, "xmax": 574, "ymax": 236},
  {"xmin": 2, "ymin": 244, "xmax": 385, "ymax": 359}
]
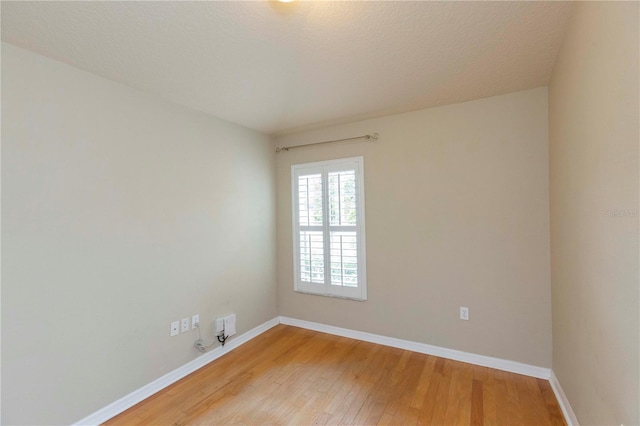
[{"xmin": 105, "ymin": 325, "xmax": 565, "ymax": 425}]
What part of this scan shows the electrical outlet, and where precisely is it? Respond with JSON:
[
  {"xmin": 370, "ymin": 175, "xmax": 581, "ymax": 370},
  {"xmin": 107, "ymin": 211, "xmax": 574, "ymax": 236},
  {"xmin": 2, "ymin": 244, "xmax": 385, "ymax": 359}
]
[
  {"xmin": 223, "ymin": 314, "xmax": 237, "ymax": 336},
  {"xmin": 460, "ymin": 307, "xmax": 469, "ymax": 321},
  {"xmin": 215, "ymin": 318, "xmax": 224, "ymax": 333},
  {"xmin": 181, "ymin": 318, "xmax": 190, "ymax": 333},
  {"xmin": 192, "ymin": 314, "xmax": 200, "ymax": 328},
  {"xmin": 170, "ymin": 321, "xmax": 179, "ymax": 336}
]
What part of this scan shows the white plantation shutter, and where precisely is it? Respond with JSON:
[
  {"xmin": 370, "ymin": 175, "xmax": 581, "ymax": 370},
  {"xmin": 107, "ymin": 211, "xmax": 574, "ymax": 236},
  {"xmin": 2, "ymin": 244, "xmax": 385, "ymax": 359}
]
[
  {"xmin": 296, "ymin": 170, "xmax": 324, "ymax": 284},
  {"xmin": 292, "ymin": 157, "xmax": 366, "ymax": 300}
]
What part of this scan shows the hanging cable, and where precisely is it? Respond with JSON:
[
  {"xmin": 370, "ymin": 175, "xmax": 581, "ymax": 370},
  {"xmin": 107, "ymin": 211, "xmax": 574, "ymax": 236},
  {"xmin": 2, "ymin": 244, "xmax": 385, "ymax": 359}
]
[{"xmin": 193, "ymin": 322, "xmax": 225, "ymax": 353}]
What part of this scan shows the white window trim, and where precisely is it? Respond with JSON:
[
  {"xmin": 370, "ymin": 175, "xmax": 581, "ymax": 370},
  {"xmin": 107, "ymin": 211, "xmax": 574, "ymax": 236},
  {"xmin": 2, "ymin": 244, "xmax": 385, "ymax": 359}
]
[{"xmin": 291, "ymin": 156, "xmax": 367, "ymax": 301}]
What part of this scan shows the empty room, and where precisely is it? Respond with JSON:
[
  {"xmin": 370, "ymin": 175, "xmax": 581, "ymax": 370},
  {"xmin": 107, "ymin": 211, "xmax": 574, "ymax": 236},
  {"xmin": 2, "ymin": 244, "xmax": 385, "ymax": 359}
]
[{"xmin": 1, "ymin": 1, "xmax": 638, "ymax": 425}]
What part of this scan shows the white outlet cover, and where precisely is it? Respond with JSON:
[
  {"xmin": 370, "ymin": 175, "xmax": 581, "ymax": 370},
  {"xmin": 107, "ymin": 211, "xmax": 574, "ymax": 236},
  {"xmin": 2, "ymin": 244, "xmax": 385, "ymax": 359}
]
[
  {"xmin": 192, "ymin": 314, "xmax": 200, "ymax": 328},
  {"xmin": 181, "ymin": 318, "xmax": 190, "ymax": 332},
  {"xmin": 170, "ymin": 321, "xmax": 179, "ymax": 336},
  {"xmin": 215, "ymin": 318, "xmax": 224, "ymax": 333},
  {"xmin": 460, "ymin": 307, "xmax": 469, "ymax": 320},
  {"xmin": 224, "ymin": 314, "xmax": 237, "ymax": 336}
]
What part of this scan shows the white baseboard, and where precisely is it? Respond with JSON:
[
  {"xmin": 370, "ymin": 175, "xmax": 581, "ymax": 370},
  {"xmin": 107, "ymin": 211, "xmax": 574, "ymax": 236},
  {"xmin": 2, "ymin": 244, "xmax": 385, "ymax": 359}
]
[
  {"xmin": 73, "ymin": 316, "xmax": 280, "ymax": 426},
  {"xmin": 549, "ymin": 370, "xmax": 580, "ymax": 426},
  {"xmin": 279, "ymin": 316, "xmax": 551, "ymax": 380},
  {"xmin": 75, "ymin": 315, "xmax": 565, "ymax": 426}
]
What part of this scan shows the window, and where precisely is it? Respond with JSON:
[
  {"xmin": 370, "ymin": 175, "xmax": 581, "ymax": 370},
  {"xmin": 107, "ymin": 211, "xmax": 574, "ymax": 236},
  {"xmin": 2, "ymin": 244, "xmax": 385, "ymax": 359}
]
[{"xmin": 292, "ymin": 156, "xmax": 366, "ymax": 300}]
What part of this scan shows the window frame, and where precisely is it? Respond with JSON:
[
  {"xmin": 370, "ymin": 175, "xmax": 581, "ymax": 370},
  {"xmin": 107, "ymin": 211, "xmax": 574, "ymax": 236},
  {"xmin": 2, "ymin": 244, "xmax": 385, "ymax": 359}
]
[{"xmin": 291, "ymin": 156, "xmax": 367, "ymax": 301}]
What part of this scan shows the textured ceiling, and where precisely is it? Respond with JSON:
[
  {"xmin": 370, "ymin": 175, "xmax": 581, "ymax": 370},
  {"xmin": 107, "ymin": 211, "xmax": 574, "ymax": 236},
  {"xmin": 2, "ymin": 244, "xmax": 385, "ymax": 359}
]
[{"xmin": 1, "ymin": 1, "xmax": 573, "ymax": 135}]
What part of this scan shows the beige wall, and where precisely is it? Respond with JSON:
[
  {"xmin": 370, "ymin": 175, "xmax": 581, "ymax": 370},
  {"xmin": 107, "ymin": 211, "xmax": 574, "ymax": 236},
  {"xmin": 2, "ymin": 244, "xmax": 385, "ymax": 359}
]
[
  {"xmin": 1, "ymin": 43, "xmax": 277, "ymax": 425},
  {"xmin": 549, "ymin": 2, "xmax": 639, "ymax": 425},
  {"xmin": 275, "ymin": 87, "xmax": 552, "ymax": 368},
  {"xmin": 7, "ymin": 4, "xmax": 638, "ymax": 423}
]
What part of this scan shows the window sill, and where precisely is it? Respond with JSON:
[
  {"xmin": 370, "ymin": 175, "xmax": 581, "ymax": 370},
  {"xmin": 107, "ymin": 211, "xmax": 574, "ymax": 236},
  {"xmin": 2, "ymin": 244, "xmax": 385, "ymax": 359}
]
[{"xmin": 294, "ymin": 288, "xmax": 367, "ymax": 302}]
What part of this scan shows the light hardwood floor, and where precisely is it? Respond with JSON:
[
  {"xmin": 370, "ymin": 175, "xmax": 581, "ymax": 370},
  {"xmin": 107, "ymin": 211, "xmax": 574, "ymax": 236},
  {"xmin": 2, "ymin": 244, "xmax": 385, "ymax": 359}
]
[{"xmin": 106, "ymin": 325, "xmax": 565, "ymax": 425}]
